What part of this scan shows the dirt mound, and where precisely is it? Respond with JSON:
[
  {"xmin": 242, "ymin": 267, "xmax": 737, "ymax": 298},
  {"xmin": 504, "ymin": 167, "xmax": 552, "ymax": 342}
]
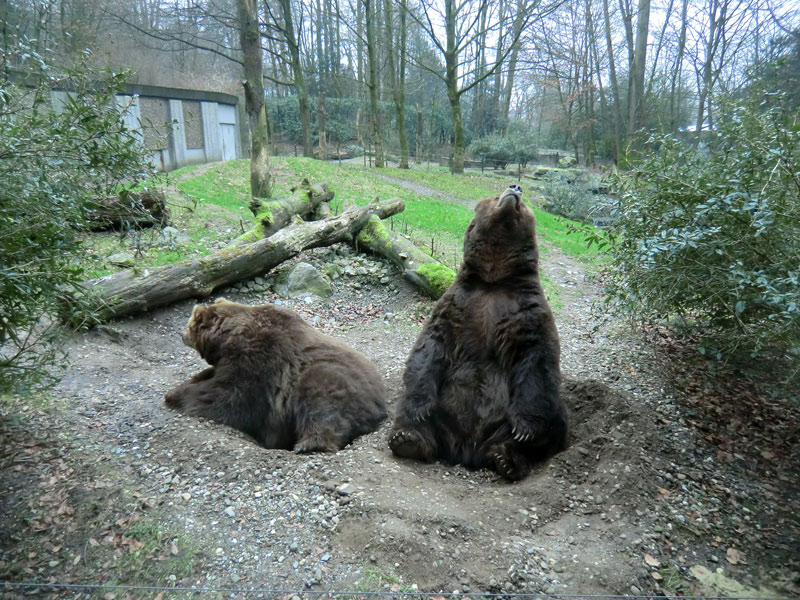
[
  {"xmin": 334, "ymin": 377, "xmax": 650, "ymax": 595},
  {"xmin": 2, "ymin": 245, "xmax": 797, "ymax": 598}
]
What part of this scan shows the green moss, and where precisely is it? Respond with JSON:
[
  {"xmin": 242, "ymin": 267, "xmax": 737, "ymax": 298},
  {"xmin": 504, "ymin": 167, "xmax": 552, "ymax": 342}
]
[
  {"xmin": 255, "ymin": 202, "xmax": 277, "ymax": 225},
  {"xmin": 236, "ymin": 227, "xmax": 265, "ymax": 244},
  {"xmin": 417, "ymin": 262, "xmax": 456, "ymax": 298},
  {"xmin": 356, "ymin": 216, "xmax": 393, "ymax": 247}
]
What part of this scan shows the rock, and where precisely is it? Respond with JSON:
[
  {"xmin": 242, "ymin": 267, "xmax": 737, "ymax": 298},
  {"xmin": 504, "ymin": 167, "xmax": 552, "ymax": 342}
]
[
  {"xmin": 283, "ymin": 262, "xmax": 333, "ymax": 298},
  {"xmin": 158, "ymin": 226, "xmax": 191, "ymax": 247},
  {"xmin": 224, "ymin": 506, "xmax": 235, "ymax": 518},
  {"xmin": 108, "ymin": 252, "xmax": 135, "ymax": 268},
  {"xmin": 336, "ymin": 483, "xmax": 356, "ymax": 496}
]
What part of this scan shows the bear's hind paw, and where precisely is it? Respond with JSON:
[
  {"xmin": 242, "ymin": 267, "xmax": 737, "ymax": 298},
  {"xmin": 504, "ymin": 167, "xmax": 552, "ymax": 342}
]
[
  {"xmin": 490, "ymin": 448, "xmax": 531, "ymax": 481},
  {"xmin": 388, "ymin": 429, "xmax": 432, "ymax": 461}
]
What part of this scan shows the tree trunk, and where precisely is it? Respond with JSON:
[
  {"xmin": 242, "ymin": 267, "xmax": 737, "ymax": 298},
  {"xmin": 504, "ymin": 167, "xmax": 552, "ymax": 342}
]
[
  {"xmin": 237, "ymin": 0, "xmax": 271, "ymax": 198},
  {"xmin": 85, "ymin": 190, "xmax": 168, "ymax": 231},
  {"xmin": 356, "ymin": 216, "xmax": 456, "ymax": 299},
  {"xmin": 73, "ymin": 201, "xmax": 404, "ymax": 323},
  {"xmin": 234, "ymin": 180, "xmax": 334, "ymax": 245},
  {"xmin": 276, "ymin": 0, "xmax": 313, "ymax": 157},
  {"xmin": 318, "ymin": 90, "xmax": 327, "ymax": 160},
  {"xmin": 448, "ymin": 89, "xmax": 466, "ymax": 174},
  {"xmin": 669, "ymin": 0, "xmax": 689, "ymax": 131},
  {"xmin": 365, "ymin": 0, "xmax": 385, "ymax": 167},
  {"xmin": 603, "ymin": 0, "xmax": 623, "ymax": 163},
  {"xmin": 500, "ymin": 0, "xmax": 525, "ymax": 126},
  {"xmin": 492, "ymin": 0, "xmax": 506, "ymax": 121},
  {"xmin": 415, "ymin": 103, "xmax": 423, "ymax": 164},
  {"xmin": 386, "ymin": 0, "xmax": 409, "ymax": 169},
  {"xmin": 443, "ymin": 0, "xmax": 465, "ymax": 174},
  {"xmin": 627, "ymin": 0, "xmax": 650, "ymax": 137}
]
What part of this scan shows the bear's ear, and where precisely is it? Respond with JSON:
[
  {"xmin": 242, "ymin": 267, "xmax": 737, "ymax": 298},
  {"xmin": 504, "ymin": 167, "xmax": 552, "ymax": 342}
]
[{"xmin": 190, "ymin": 304, "xmax": 223, "ymax": 328}]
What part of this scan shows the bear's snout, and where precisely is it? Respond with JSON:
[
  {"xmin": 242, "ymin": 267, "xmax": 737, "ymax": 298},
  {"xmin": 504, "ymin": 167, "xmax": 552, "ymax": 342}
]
[
  {"xmin": 498, "ymin": 186, "xmax": 522, "ymax": 210},
  {"xmin": 181, "ymin": 328, "xmax": 195, "ymax": 349}
]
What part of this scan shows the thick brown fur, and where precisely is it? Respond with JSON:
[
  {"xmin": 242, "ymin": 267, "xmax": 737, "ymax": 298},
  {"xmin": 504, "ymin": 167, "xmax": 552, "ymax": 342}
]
[
  {"xmin": 165, "ymin": 299, "xmax": 387, "ymax": 452},
  {"xmin": 389, "ymin": 185, "xmax": 568, "ymax": 480}
]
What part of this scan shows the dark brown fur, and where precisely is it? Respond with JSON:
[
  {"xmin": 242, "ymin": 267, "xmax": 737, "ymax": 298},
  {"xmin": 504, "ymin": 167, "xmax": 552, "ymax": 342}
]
[
  {"xmin": 389, "ymin": 186, "xmax": 568, "ymax": 480},
  {"xmin": 165, "ymin": 299, "xmax": 387, "ymax": 452}
]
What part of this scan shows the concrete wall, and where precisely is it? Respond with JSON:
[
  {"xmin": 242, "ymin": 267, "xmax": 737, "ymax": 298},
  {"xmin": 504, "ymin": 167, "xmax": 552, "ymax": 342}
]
[{"xmin": 56, "ymin": 83, "xmax": 244, "ymax": 172}]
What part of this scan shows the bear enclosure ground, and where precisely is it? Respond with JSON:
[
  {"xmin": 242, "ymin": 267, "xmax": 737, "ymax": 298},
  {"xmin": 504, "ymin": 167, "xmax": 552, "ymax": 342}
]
[{"xmin": 1, "ymin": 162, "xmax": 798, "ymax": 599}]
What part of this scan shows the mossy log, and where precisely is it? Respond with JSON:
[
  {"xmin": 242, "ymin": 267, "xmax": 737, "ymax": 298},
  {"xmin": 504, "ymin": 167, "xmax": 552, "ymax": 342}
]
[
  {"xmin": 234, "ymin": 179, "xmax": 334, "ymax": 245},
  {"xmin": 355, "ymin": 216, "xmax": 456, "ymax": 299},
  {"xmin": 85, "ymin": 189, "xmax": 168, "ymax": 231},
  {"xmin": 72, "ymin": 200, "xmax": 403, "ymax": 322}
]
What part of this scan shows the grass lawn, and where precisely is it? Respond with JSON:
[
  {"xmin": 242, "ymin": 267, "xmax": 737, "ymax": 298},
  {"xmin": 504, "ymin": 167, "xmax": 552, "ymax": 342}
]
[{"xmin": 80, "ymin": 157, "xmax": 602, "ymax": 288}]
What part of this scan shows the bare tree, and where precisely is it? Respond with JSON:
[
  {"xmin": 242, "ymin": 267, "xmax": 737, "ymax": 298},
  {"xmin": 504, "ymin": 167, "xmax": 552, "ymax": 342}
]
[
  {"xmin": 266, "ymin": 0, "xmax": 313, "ymax": 156},
  {"xmin": 237, "ymin": 0, "xmax": 271, "ymax": 198},
  {"xmin": 408, "ymin": 0, "xmax": 548, "ymax": 173},
  {"xmin": 384, "ymin": 0, "xmax": 409, "ymax": 168},
  {"xmin": 364, "ymin": 0, "xmax": 385, "ymax": 167}
]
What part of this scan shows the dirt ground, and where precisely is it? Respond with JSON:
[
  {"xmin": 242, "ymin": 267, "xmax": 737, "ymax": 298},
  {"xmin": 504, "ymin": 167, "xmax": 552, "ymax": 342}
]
[{"xmin": 1, "ymin": 215, "xmax": 799, "ymax": 599}]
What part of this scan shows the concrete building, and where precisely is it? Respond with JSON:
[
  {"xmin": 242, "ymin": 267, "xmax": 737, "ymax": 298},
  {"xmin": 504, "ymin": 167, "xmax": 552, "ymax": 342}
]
[{"xmin": 52, "ymin": 83, "xmax": 245, "ymax": 172}]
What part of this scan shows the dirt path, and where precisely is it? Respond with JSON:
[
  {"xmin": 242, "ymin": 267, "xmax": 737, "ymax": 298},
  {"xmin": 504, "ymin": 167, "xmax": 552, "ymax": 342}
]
[
  {"xmin": 1, "ymin": 219, "xmax": 798, "ymax": 598},
  {"xmin": 372, "ymin": 173, "xmax": 477, "ymax": 209}
]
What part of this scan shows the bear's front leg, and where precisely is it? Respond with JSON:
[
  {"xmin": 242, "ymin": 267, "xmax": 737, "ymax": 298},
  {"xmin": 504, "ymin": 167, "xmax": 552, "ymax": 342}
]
[
  {"xmin": 164, "ymin": 369, "xmax": 217, "ymax": 411},
  {"xmin": 506, "ymin": 353, "xmax": 564, "ymax": 446},
  {"xmin": 400, "ymin": 335, "xmax": 445, "ymax": 423}
]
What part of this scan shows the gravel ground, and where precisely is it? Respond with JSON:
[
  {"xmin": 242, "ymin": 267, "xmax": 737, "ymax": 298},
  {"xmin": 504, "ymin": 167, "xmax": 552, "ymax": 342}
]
[{"xmin": 1, "ymin": 224, "xmax": 798, "ymax": 599}]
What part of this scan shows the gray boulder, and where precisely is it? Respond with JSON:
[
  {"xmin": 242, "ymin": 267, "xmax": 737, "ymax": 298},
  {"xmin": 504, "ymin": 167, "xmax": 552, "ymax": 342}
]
[
  {"xmin": 276, "ymin": 262, "xmax": 333, "ymax": 298},
  {"xmin": 158, "ymin": 226, "xmax": 191, "ymax": 247},
  {"xmin": 107, "ymin": 252, "xmax": 135, "ymax": 268}
]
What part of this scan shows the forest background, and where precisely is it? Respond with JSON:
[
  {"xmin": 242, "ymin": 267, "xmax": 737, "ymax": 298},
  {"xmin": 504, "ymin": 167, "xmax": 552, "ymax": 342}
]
[{"xmin": 5, "ymin": 0, "xmax": 799, "ymax": 174}]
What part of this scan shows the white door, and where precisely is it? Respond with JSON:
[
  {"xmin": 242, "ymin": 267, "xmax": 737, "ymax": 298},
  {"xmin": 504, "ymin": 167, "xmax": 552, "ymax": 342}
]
[{"xmin": 221, "ymin": 124, "xmax": 237, "ymax": 160}]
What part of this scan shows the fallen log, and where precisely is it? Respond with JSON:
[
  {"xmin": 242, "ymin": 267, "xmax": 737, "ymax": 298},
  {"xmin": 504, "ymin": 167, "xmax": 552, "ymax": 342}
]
[
  {"xmin": 234, "ymin": 179, "xmax": 334, "ymax": 245},
  {"xmin": 85, "ymin": 189, "xmax": 168, "ymax": 230},
  {"xmin": 355, "ymin": 216, "xmax": 456, "ymax": 299},
  {"xmin": 70, "ymin": 199, "xmax": 403, "ymax": 322}
]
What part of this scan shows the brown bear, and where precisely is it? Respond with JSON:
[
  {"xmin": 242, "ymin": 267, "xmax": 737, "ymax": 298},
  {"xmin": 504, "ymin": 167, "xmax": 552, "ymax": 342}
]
[
  {"xmin": 165, "ymin": 299, "xmax": 387, "ymax": 452},
  {"xmin": 388, "ymin": 185, "xmax": 568, "ymax": 480}
]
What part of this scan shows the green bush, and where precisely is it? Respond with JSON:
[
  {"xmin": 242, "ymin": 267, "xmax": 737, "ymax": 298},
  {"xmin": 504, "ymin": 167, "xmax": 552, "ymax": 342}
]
[
  {"xmin": 469, "ymin": 121, "xmax": 538, "ymax": 171},
  {"xmin": 605, "ymin": 96, "xmax": 800, "ymax": 367},
  {"xmin": 0, "ymin": 46, "xmax": 155, "ymax": 393},
  {"xmin": 541, "ymin": 172, "xmax": 596, "ymax": 223}
]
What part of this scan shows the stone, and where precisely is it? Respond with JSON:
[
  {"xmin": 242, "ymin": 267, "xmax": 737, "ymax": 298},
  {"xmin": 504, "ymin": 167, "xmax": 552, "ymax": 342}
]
[
  {"xmin": 108, "ymin": 252, "xmax": 135, "ymax": 268},
  {"xmin": 336, "ymin": 483, "xmax": 355, "ymax": 496},
  {"xmin": 224, "ymin": 506, "xmax": 235, "ymax": 518},
  {"xmin": 285, "ymin": 262, "xmax": 333, "ymax": 298},
  {"xmin": 158, "ymin": 226, "xmax": 191, "ymax": 247}
]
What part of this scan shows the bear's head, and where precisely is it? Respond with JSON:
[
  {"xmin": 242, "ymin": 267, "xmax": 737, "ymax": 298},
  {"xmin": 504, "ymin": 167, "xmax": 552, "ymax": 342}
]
[
  {"xmin": 461, "ymin": 185, "xmax": 539, "ymax": 283},
  {"xmin": 182, "ymin": 298, "xmax": 254, "ymax": 364}
]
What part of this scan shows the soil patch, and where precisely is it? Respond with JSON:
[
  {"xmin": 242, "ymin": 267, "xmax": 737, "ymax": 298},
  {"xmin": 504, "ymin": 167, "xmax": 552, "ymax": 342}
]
[{"xmin": 1, "ymin": 236, "xmax": 798, "ymax": 598}]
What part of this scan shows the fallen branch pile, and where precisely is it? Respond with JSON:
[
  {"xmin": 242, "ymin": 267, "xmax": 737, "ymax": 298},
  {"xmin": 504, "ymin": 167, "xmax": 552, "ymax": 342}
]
[{"xmin": 71, "ymin": 181, "xmax": 456, "ymax": 322}]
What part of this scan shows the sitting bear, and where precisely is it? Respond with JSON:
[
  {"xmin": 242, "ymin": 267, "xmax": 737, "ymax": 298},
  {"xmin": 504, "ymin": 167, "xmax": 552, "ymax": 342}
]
[
  {"xmin": 389, "ymin": 185, "xmax": 568, "ymax": 480},
  {"xmin": 165, "ymin": 298, "xmax": 387, "ymax": 452}
]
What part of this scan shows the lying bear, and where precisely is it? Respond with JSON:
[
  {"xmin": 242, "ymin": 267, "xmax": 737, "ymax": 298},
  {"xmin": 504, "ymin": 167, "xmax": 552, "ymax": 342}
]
[
  {"xmin": 165, "ymin": 299, "xmax": 387, "ymax": 452},
  {"xmin": 389, "ymin": 185, "xmax": 568, "ymax": 480}
]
